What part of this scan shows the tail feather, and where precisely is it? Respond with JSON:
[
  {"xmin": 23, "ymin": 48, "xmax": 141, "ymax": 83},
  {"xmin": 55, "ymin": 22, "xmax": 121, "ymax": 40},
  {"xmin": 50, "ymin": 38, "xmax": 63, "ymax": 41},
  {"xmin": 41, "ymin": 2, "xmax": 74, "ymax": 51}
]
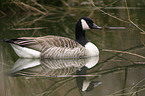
[
  {"xmin": 2, "ymin": 38, "xmax": 22, "ymax": 44},
  {"xmin": 2, "ymin": 38, "xmax": 30, "ymax": 47},
  {"xmin": 2, "ymin": 38, "xmax": 40, "ymax": 58},
  {"xmin": 2, "ymin": 38, "xmax": 14, "ymax": 43}
]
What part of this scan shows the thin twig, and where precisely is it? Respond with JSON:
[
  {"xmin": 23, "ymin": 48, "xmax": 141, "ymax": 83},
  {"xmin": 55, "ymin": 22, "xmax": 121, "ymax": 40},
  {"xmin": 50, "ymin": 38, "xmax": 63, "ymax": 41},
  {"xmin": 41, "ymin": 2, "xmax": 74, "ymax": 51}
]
[
  {"xmin": 0, "ymin": 10, "xmax": 7, "ymax": 16},
  {"xmin": 61, "ymin": 0, "xmax": 71, "ymax": 8},
  {"xmin": 89, "ymin": 0, "xmax": 130, "ymax": 23},
  {"xmin": 129, "ymin": 78, "xmax": 145, "ymax": 93},
  {"xmin": 102, "ymin": 0, "xmax": 121, "ymax": 9},
  {"xmin": 102, "ymin": 49, "xmax": 145, "ymax": 59},
  {"xmin": 13, "ymin": 1, "xmax": 47, "ymax": 15},
  {"xmin": 108, "ymin": 86, "xmax": 145, "ymax": 96},
  {"xmin": 31, "ymin": 0, "xmax": 48, "ymax": 13},
  {"xmin": 124, "ymin": 0, "xmax": 145, "ymax": 33},
  {"xmin": 11, "ymin": 27, "xmax": 48, "ymax": 30}
]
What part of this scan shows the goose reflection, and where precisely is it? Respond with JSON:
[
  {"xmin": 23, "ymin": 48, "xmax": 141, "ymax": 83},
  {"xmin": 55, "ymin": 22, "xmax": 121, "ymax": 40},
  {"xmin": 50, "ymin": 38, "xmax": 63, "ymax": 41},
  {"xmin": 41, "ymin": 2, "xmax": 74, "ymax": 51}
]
[
  {"xmin": 9, "ymin": 56, "xmax": 99, "ymax": 77},
  {"xmin": 76, "ymin": 56, "xmax": 102, "ymax": 93}
]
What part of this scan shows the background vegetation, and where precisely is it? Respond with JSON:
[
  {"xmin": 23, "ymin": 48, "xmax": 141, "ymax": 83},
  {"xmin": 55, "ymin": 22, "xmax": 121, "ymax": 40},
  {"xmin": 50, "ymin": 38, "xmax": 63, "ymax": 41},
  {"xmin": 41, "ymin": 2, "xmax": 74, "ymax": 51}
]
[
  {"xmin": 0, "ymin": 0, "xmax": 145, "ymax": 34},
  {"xmin": 0, "ymin": 0, "xmax": 145, "ymax": 16}
]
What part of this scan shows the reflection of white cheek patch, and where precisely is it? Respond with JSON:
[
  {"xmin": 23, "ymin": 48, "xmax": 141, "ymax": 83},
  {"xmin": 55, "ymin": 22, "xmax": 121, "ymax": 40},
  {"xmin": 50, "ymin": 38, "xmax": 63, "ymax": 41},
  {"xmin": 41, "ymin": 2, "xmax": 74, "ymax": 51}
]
[{"xmin": 81, "ymin": 19, "xmax": 90, "ymax": 30}]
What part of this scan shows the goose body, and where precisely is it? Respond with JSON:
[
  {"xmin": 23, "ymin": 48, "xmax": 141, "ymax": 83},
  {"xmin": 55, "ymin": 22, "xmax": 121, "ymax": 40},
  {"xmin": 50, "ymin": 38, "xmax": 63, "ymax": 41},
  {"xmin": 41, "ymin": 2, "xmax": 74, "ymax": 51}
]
[{"xmin": 3, "ymin": 17, "xmax": 101, "ymax": 58}]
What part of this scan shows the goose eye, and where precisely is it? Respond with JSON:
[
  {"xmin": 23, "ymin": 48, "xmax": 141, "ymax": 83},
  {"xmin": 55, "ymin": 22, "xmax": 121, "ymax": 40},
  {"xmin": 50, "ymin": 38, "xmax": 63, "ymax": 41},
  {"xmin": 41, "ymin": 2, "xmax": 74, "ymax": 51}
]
[
  {"xmin": 87, "ymin": 21, "xmax": 93, "ymax": 26},
  {"xmin": 86, "ymin": 21, "xmax": 90, "ymax": 23},
  {"xmin": 87, "ymin": 20, "xmax": 93, "ymax": 24}
]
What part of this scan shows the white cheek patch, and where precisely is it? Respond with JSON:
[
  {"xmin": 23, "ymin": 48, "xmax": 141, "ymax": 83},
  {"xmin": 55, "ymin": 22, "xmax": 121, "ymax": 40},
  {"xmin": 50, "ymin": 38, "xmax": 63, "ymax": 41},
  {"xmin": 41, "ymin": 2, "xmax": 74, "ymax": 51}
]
[{"xmin": 81, "ymin": 19, "xmax": 90, "ymax": 30}]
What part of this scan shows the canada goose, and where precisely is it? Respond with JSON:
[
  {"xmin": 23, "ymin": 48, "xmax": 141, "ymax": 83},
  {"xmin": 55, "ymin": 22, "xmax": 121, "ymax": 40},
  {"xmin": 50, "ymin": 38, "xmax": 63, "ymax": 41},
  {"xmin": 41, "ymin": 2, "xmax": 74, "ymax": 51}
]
[{"xmin": 3, "ymin": 17, "xmax": 102, "ymax": 58}]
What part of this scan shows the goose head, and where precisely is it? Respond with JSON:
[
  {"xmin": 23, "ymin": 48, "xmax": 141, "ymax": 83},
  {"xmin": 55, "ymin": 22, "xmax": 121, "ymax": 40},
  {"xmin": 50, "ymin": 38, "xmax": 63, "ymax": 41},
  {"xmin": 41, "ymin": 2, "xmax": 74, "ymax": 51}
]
[
  {"xmin": 80, "ymin": 17, "xmax": 102, "ymax": 30},
  {"xmin": 75, "ymin": 17, "xmax": 102, "ymax": 46}
]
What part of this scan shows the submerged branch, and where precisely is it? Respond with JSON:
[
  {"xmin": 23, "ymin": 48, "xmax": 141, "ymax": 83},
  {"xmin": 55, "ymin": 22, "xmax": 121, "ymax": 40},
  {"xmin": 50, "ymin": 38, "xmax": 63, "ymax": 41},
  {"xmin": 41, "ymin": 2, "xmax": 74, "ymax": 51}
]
[
  {"xmin": 108, "ymin": 77, "xmax": 145, "ymax": 96},
  {"xmin": 130, "ymin": 78, "xmax": 145, "ymax": 93},
  {"xmin": 108, "ymin": 84, "xmax": 145, "ymax": 96},
  {"xmin": 102, "ymin": 49, "xmax": 145, "ymax": 59}
]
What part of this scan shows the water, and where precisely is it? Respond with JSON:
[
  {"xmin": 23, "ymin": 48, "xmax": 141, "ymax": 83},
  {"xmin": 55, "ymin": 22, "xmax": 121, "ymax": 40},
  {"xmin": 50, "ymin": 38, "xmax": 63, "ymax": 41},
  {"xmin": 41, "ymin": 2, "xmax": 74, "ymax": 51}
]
[{"xmin": 0, "ymin": 5, "xmax": 145, "ymax": 96}]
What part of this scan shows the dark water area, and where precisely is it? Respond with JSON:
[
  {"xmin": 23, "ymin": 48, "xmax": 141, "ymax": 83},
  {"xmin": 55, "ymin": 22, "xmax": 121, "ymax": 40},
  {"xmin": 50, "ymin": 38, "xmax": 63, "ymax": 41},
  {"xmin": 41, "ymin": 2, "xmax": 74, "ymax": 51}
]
[{"xmin": 0, "ymin": 2, "xmax": 145, "ymax": 96}]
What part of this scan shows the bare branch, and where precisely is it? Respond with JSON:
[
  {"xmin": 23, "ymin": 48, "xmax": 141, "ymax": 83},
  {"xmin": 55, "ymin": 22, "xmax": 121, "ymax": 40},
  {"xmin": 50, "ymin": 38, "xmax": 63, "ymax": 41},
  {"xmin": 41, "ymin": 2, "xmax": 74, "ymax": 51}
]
[
  {"xmin": 89, "ymin": 0, "xmax": 129, "ymax": 23},
  {"xmin": 13, "ymin": 1, "xmax": 47, "ymax": 15},
  {"xmin": 124, "ymin": 0, "xmax": 145, "ymax": 33},
  {"xmin": 102, "ymin": 49, "xmax": 145, "ymax": 59}
]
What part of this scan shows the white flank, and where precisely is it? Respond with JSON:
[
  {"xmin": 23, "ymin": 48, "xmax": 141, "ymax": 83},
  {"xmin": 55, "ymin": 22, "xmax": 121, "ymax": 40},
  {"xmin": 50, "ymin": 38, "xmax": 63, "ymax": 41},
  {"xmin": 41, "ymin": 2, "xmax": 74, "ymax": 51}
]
[
  {"xmin": 85, "ymin": 42, "xmax": 99, "ymax": 56},
  {"xmin": 11, "ymin": 44, "xmax": 40, "ymax": 58},
  {"xmin": 82, "ymin": 80, "xmax": 91, "ymax": 91},
  {"xmin": 81, "ymin": 19, "xmax": 90, "ymax": 30}
]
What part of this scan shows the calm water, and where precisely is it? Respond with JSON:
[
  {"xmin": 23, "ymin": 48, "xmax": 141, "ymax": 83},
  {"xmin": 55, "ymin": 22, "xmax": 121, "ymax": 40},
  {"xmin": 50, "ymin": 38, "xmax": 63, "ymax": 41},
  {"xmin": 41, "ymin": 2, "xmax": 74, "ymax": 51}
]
[{"xmin": 0, "ymin": 5, "xmax": 145, "ymax": 96}]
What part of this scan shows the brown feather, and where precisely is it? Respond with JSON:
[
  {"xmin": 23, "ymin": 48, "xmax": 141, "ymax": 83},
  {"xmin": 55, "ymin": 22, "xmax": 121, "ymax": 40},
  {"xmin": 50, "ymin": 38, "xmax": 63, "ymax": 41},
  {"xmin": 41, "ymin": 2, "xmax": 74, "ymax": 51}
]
[{"xmin": 12, "ymin": 35, "xmax": 87, "ymax": 58}]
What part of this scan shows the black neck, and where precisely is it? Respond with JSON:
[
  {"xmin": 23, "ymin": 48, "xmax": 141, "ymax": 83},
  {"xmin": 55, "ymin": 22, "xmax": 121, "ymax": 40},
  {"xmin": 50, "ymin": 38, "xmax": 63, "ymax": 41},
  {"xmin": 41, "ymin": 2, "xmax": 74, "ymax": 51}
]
[{"xmin": 75, "ymin": 20, "xmax": 88, "ymax": 46}]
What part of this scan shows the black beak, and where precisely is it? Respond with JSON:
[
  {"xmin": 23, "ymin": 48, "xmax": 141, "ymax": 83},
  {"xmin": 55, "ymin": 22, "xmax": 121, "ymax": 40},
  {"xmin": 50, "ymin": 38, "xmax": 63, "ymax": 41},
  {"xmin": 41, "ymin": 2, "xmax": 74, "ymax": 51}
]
[{"xmin": 91, "ymin": 23, "xmax": 102, "ymax": 29}]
